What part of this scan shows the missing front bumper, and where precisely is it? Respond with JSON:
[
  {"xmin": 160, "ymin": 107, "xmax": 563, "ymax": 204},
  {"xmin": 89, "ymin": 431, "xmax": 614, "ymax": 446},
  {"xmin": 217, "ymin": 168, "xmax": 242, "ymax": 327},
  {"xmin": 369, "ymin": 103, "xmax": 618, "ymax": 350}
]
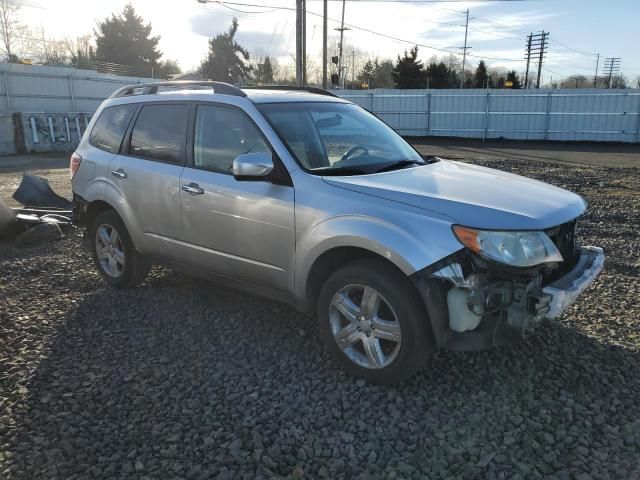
[
  {"xmin": 542, "ymin": 246, "xmax": 605, "ymax": 319},
  {"xmin": 413, "ymin": 245, "xmax": 605, "ymax": 351}
]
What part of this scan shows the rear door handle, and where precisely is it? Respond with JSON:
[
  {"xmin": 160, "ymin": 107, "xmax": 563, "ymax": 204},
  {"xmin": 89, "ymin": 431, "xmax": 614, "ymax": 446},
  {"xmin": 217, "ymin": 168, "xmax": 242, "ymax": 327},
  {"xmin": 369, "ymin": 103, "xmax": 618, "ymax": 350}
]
[
  {"xmin": 111, "ymin": 168, "xmax": 127, "ymax": 179},
  {"xmin": 182, "ymin": 183, "xmax": 204, "ymax": 195}
]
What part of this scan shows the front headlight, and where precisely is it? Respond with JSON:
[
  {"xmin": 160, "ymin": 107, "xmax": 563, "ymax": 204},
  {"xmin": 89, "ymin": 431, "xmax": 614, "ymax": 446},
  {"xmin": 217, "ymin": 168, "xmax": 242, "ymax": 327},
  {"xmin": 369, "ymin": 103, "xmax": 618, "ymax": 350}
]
[{"xmin": 453, "ymin": 225, "xmax": 563, "ymax": 267}]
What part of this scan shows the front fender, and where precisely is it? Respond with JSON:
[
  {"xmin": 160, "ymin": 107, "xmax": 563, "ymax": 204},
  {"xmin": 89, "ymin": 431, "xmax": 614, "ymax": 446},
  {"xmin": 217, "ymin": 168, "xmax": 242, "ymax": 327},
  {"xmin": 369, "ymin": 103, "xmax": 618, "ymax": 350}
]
[{"xmin": 294, "ymin": 214, "xmax": 459, "ymax": 299}]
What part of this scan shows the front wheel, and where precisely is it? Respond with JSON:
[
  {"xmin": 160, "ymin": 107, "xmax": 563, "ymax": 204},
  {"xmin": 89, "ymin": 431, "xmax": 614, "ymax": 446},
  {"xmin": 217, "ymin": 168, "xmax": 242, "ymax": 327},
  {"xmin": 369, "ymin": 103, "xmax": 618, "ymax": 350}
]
[{"xmin": 317, "ymin": 259, "xmax": 434, "ymax": 385}]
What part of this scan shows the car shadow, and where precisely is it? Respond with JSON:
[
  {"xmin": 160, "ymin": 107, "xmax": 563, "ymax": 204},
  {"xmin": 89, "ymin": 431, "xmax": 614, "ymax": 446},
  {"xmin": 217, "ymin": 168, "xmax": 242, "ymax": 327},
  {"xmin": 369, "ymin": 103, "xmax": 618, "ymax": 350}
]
[{"xmin": 4, "ymin": 269, "xmax": 640, "ymax": 479}]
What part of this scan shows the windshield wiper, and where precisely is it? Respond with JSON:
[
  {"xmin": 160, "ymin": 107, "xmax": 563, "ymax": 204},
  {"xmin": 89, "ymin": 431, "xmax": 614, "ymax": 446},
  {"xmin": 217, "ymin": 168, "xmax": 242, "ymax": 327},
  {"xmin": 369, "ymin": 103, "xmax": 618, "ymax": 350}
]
[
  {"xmin": 315, "ymin": 166, "xmax": 371, "ymax": 176},
  {"xmin": 374, "ymin": 159, "xmax": 425, "ymax": 173}
]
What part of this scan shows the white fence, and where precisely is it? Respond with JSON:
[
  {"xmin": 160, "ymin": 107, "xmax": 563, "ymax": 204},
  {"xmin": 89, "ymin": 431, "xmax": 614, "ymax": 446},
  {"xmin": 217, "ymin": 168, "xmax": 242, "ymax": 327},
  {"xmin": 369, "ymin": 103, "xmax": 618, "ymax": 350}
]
[
  {"xmin": 336, "ymin": 88, "xmax": 640, "ymax": 143},
  {"xmin": 1, "ymin": 63, "xmax": 640, "ymax": 144},
  {"xmin": 0, "ymin": 63, "xmax": 155, "ymax": 114}
]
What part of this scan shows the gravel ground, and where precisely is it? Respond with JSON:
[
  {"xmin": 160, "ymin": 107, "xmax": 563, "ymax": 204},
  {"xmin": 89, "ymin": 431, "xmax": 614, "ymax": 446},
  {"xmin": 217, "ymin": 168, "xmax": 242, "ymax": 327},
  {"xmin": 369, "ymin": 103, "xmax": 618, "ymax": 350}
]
[{"xmin": 1, "ymin": 155, "xmax": 639, "ymax": 479}]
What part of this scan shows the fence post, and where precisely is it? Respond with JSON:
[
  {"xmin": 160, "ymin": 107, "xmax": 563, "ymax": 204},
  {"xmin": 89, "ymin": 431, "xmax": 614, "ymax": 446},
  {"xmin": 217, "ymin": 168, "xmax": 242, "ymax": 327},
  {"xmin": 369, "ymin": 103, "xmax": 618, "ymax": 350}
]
[
  {"xmin": 634, "ymin": 92, "xmax": 640, "ymax": 144},
  {"xmin": 426, "ymin": 92, "xmax": 431, "ymax": 136},
  {"xmin": 368, "ymin": 91, "xmax": 374, "ymax": 112},
  {"xmin": 483, "ymin": 92, "xmax": 490, "ymax": 141},
  {"xmin": 3, "ymin": 72, "xmax": 10, "ymax": 111},
  {"xmin": 68, "ymin": 75, "xmax": 76, "ymax": 112},
  {"xmin": 544, "ymin": 92, "xmax": 552, "ymax": 141}
]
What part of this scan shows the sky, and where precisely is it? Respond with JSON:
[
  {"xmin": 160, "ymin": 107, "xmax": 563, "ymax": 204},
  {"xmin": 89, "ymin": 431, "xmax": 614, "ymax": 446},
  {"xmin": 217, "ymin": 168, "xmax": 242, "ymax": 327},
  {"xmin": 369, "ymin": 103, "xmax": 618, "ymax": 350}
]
[{"xmin": 16, "ymin": 0, "xmax": 640, "ymax": 84}]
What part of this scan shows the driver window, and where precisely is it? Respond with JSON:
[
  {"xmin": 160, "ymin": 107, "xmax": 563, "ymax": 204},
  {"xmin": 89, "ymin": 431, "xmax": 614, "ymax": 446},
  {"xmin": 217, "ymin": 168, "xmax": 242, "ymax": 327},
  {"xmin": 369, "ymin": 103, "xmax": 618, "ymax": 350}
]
[{"xmin": 194, "ymin": 105, "xmax": 270, "ymax": 174}]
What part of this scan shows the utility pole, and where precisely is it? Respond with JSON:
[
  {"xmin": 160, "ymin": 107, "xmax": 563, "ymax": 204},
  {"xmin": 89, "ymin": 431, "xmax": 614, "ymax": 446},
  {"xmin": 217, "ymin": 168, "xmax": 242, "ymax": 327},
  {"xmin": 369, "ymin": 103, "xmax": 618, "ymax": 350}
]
[
  {"xmin": 322, "ymin": 0, "xmax": 327, "ymax": 89},
  {"xmin": 351, "ymin": 50, "xmax": 355, "ymax": 88},
  {"xmin": 593, "ymin": 53, "xmax": 599, "ymax": 88},
  {"xmin": 535, "ymin": 31, "xmax": 548, "ymax": 89},
  {"xmin": 295, "ymin": 0, "xmax": 304, "ymax": 86},
  {"xmin": 524, "ymin": 34, "xmax": 532, "ymax": 89},
  {"xmin": 460, "ymin": 8, "xmax": 469, "ymax": 89},
  {"xmin": 524, "ymin": 31, "xmax": 548, "ymax": 89},
  {"xmin": 302, "ymin": 0, "xmax": 306, "ymax": 85},
  {"xmin": 335, "ymin": 0, "xmax": 349, "ymax": 89},
  {"xmin": 603, "ymin": 57, "xmax": 621, "ymax": 88}
]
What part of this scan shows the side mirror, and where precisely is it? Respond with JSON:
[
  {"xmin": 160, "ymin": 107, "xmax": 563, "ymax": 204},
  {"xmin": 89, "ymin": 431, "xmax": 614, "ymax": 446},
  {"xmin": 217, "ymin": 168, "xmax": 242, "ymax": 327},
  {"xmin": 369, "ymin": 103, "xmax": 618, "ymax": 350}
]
[{"xmin": 232, "ymin": 152, "xmax": 274, "ymax": 181}]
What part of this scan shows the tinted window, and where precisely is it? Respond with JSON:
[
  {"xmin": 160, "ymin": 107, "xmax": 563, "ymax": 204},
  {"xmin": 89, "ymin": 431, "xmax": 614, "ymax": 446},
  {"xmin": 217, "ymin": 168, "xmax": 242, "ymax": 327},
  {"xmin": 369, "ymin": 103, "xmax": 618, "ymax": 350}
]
[
  {"xmin": 193, "ymin": 105, "xmax": 270, "ymax": 174},
  {"xmin": 129, "ymin": 104, "xmax": 189, "ymax": 163},
  {"xmin": 89, "ymin": 104, "xmax": 136, "ymax": 153}
]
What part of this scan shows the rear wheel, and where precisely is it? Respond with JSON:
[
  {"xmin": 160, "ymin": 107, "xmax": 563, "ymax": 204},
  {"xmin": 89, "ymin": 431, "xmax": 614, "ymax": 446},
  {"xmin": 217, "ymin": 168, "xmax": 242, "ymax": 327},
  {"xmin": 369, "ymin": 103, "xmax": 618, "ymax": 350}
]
[
  {"xmin": 90, "ymin": 210, "xmax": 148, "ymax": 288},
  {"xmin": 317, "ymin": 258, "xmax": 433, "ymax": 385}
]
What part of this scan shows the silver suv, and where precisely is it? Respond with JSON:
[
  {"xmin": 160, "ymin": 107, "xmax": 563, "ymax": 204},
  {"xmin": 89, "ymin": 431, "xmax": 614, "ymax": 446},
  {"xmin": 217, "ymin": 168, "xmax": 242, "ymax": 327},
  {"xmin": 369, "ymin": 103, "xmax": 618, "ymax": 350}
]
[{"xmin": 71, "ymin": 81, "xmax": 604, "ymax": 384}]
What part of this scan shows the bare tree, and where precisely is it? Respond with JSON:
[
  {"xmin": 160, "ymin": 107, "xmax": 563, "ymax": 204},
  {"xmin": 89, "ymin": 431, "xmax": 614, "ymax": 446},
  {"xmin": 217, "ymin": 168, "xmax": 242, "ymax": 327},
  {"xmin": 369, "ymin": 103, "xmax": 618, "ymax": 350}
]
[
  {"xmin": 327, "ymin": 35, "xmax": 371, "ymax": 88},
  {"xmin": 64, "ymin": 35, "xmax": 95, "ymax": 68},
  {"xmin": 34, "ymin": 26, "xmax": 68, "ymax": 65},
  {"xmin": 0, "ymin": 0, "xmax": 24, "ymax": 61}
]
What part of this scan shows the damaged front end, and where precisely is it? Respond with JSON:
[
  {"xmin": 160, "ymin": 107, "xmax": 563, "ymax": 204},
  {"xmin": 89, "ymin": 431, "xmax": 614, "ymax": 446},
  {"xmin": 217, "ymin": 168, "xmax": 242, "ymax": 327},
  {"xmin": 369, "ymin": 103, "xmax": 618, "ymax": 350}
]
[{"xmin": 412, "ymin": 220, "xmax": 605, "ymax": 351}]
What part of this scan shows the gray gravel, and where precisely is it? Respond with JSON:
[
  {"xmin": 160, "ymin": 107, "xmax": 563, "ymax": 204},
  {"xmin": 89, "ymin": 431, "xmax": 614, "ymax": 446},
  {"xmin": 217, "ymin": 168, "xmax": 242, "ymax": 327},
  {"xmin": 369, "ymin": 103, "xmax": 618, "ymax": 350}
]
[{"xmin": 1, "ymin": 157, "xmax": 639, "ymax": 479}]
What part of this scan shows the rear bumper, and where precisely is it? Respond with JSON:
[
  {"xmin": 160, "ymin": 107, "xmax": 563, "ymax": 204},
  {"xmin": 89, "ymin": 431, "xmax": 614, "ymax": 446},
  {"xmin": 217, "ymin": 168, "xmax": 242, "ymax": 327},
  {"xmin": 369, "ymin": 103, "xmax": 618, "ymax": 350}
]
[{"xmin": 542, "ymin": 246, "xmax": 604, "ymax": 319}]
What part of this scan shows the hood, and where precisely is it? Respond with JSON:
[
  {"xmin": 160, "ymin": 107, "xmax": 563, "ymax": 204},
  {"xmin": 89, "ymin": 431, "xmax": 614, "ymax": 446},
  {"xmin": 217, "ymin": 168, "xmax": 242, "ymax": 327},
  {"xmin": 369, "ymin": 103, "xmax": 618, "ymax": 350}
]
[{"xmin": 323, "ymin": 160, "xmax": 586, "ymax": 230}]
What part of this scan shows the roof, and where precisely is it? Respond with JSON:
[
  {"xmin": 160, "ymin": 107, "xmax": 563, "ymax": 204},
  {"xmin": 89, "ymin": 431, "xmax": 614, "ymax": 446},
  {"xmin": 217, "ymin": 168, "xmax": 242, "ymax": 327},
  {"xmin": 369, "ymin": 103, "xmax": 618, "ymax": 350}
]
[{"xmin": 243, "ymin": 89, "xmax": 347, "ymax": 104}]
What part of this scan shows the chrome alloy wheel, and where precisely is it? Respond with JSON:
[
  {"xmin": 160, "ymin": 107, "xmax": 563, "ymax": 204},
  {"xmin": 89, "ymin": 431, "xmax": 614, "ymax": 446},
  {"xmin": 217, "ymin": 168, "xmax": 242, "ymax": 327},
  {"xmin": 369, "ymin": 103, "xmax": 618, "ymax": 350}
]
[
  {"xmin": 95, "ymin": 224, "xmax": 125, "ymax": 278},
  {"xmin": 329, "ymin": 284, "xmax": 402, "ymax": 369}
]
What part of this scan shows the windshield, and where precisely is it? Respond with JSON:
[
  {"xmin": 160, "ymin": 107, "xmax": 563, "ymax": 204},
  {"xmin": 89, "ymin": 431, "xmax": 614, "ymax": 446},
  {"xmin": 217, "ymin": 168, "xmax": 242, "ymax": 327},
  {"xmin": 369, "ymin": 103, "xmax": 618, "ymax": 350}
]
[{"xmin": 257, "ymin": 102, "xmax": 425, "ymax": 175}]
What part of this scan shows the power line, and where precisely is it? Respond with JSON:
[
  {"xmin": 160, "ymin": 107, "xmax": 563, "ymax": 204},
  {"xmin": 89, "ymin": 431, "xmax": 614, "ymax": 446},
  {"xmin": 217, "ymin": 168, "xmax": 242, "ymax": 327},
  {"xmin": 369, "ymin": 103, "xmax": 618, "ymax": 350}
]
[
  {"xmin": 204, "ymin": 0, "xmax": 608, "ymax": 77},
  {"xmin": 471, "ymin": 14, "xmax": 597, "ymax": 59},
  {"xmin": 205, "ymin": 1, "xmax": 524, "ymax": 62}
]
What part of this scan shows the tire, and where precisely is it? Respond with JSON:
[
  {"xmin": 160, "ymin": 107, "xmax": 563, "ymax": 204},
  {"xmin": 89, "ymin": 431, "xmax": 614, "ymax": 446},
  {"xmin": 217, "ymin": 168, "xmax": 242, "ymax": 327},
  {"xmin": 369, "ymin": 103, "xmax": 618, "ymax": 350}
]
[
  {"xmin": 317, "ymin": 258, "xmax": 434, "ymax": 385},
  {"xmin": 90, "ymin": 209, "xmax": 148, "ymax": 288}
]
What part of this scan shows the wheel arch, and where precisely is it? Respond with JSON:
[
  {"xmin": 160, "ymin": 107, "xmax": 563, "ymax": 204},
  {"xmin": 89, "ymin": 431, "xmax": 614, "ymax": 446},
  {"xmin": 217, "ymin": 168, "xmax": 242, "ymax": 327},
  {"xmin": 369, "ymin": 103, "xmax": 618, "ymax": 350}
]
[
  {"xmin": 84, "ymin": 199, "xmax": 114, "ymax": 225},
  {"xmin": 305, "ymin": 246, "xmax": 411, "ymax": 314},
  {"xmin": 295, "ymin": 214, "xmax": 457, "ymax": 308}
]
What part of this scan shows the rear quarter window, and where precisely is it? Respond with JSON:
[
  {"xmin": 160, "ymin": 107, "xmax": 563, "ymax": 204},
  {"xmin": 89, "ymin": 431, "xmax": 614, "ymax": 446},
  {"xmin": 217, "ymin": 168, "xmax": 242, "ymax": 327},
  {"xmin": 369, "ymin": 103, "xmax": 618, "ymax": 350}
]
[{"xmin": 89, "ymin": 104, "xmax": 136, "ymax": 153}]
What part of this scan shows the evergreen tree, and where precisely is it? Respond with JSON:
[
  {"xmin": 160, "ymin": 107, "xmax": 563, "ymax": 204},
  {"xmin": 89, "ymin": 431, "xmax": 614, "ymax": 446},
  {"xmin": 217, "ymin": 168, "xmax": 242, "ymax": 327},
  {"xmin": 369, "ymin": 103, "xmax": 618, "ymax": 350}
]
[
  {"xmin": 506, "ymin": 70, "xmax": 521, "ymax": 89},
  {"xmin": 357, "ymin": 60, "xmax": 375, "ymax": 87},
  {"xmin": 473, "ymin": 60, "xmax": 488, "ymax": 88},
  {"xmin": 425, "ymin": 61, "xmax": 453, "ymax": 88},
  {"xmin": 373, "ymin": 59, "xmax": 395, "ymax": 88},
  {"xmin": 255, "ymin": 56, "xmax": 274, "ymax": 84},
  {"xmin": 94, "ymin": 4, "xmax": 162, "ymax": 70},
  {"xmin": 393, "ymin": 46, "xmax": 428, "ymax": 89},
  {"xmin": 199, "ymin": 18, "xmax": 251, "ymax": 84}
]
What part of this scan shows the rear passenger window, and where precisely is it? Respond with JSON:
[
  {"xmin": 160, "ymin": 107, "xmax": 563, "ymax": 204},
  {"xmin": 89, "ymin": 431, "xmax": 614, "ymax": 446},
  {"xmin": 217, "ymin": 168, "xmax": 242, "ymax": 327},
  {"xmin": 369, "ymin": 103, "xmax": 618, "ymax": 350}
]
[
  {"xmin": 129, "ymin": 104, "xmax": 189, "ymax": 163},
  {"xmin": 89, "ymin": 104, "xmax": 136, "ymax": 153},
  {"xmin": 193, "ymin": 104, "xmax": 270, "ymax": 174}
]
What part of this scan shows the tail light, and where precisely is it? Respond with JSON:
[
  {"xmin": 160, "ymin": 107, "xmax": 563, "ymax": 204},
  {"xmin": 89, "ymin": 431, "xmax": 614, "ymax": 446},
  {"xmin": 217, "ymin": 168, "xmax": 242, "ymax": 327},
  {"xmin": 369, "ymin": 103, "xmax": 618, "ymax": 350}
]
[{"xmin": 70, "ymin": 152, "xmax": 82, "ymax": 179}]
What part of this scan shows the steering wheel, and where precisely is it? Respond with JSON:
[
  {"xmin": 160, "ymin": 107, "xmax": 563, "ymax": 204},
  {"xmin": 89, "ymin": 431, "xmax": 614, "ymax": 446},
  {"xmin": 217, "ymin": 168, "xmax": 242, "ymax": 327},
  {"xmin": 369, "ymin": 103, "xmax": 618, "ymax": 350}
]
[{"xmin": 339, "ymin": 145, "xmax": 369, "ymax": 163}]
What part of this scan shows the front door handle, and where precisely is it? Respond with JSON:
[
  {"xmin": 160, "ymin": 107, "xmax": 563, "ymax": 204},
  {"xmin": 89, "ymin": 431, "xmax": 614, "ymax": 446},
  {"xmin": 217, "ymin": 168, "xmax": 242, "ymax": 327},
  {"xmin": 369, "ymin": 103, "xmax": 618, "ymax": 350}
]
[
  {"xmin": 111, "ymin": 168, "xmax": 127, "ymax": 179},
  {"xmin": 182, "ymin": 183, "xmax": 204, "ymax": 195}
]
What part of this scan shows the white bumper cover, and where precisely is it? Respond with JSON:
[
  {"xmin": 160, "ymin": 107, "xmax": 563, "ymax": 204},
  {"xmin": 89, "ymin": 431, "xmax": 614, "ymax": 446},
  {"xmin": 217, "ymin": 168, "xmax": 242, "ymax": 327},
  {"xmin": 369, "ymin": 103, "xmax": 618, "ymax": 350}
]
[{"xmin": 543, "ymin": 246, "xmax": 605, "ymax": 319}]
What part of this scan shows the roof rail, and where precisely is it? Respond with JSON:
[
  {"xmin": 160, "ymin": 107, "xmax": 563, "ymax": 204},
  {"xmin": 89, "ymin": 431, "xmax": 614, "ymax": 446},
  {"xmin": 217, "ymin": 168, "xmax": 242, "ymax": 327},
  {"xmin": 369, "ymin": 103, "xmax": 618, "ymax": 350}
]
[
  {"xmin": 242, "ymin": 85, "xmax": 339, "ymax": 98},
  {"xmin": 109, "ymin": 81, "xmax": 247, "ymax": 99}
]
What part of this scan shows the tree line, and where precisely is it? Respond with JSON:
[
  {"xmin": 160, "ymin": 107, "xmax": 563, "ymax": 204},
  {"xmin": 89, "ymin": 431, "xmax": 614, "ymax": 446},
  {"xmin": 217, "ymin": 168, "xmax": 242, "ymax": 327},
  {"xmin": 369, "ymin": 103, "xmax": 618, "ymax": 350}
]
[{"xmin": 1, "ymin": 1, "xmax": 635, "ymax": 88}]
